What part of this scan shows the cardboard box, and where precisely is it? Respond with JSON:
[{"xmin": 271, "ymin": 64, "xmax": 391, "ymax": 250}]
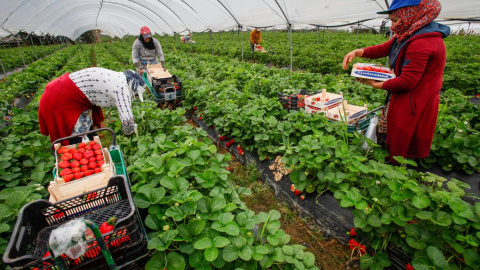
[
  {"xmin": 325, "ymin": 101, "xmax": 368, "ymax": 124},
  {"xmin": 304, "ymin": 89, "xmax": 343, "ymax": 110},
  {"xmin": 351, "ymin": 63, "xmax": 395, "ymax": 82}
]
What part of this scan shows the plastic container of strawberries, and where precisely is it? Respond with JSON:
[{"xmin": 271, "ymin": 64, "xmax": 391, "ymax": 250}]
[{"xmin": 3, "ymin": 175, "xmax": 148, "ymax": 270}]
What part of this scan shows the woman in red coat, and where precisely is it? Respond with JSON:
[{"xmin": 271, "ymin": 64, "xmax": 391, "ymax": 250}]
[{"xmin": 342, "ymin": 0, "xmax": 450, "ymax": 163}]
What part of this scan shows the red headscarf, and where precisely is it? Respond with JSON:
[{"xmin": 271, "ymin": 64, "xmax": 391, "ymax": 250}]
[{"xmin": 391, "ymin": 0, "xmax": 442, "ymax": 41}]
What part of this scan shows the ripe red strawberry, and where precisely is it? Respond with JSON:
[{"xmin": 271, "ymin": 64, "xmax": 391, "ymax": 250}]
[
  {"xmin": 59, "ymin": 160, "xmax": 70, "ymax": 169},
  {"xmin": 96, "ymin": 155, "xmax": 104, "ymax": 161},
  {"xmin": 97, "ymin": 160, "xmax": 105, "ymax": 167},
  {"xmin": 226, "ymin": 167, "xmax": 232, "ymax": 171},
  {"xmin": 94, "ymin": 167, "xmax": 102, "ymax": 173},
  {"xmin": 349, "ymin": 228, "xmax": 357, "ymax": 237},
  {"xmin": 193, "ymin": 107, "xmax": 197, "ymax": 111},
  {"xmin": 265, "ymin": 156, "xmax": 269, "ymax": 160},
  {"xmin": 69, "ymin": 148, "xmax": 78, "ymax": 154},
  {"xmin": 60, "ymin": 168, "xmax": 72, "ymax": 176},
  {"xmin": 88, "ymin": 157, "xmax": 96, "ymax": 162},
  {"xmin": 92, "ymin": 144, "xmax": 101, "ymax": 150},
  {"xmin": 237, "ymin": 145, "xmax": 241, "ymax": 150},
  {"xmin": 230, "ymin": 139, "xmax": 234, "ymax": 143},
  {"xmin": 88, "ymin": 162, "xmax": 97, "ymax": 169},
  {"xmin": 85, "ymin": 145, "xmax": 92, "ymax": 150},
  {"xmin": 77, "ymin": 148, "xmax": 86, "ymax": 154},
  {"xmin": 240, "ymin": 151, "xmax": 244, "ymax": 156},
  {"xmin": 406, "ymin": 263, "xmax": 415, "ymax": 270},
  {"xmin": 294, "ymin": 189, "xmax": 301, "ymax": 196},
  {"xmin": 300, "ymin": 195, "xmax": 305, "ymax": 200},
  {"xmin": 94, "ymin": 150, "xmax": 103, "ymax": 155},
  {"xmin": 63, "ymin": 174, "xmax": 74, "ymax": 182},
  {"xmin": 199, "ymin": 116, "xmax": 203, "ymax": 120},
  {"xmin": 85, "ymin": 170, "xmax": 94, "ymax": 176},
  {"xmin": 358, "ymin": 244, "xmax": 367, "ymax": 255},
  {"xmin": 83, "ymin": 151, "xmax": 94, "ymax": 159},
  {"xmin": 100, "ymin": 134, "xmax": 104, "ymax": 138},
  {"xmin": 71, "ymin": 167, "xmax": 80, "ymax": 173},
  {"xmin": 88, "ymin": 141, "xmax": 96, "ymax": 146},
  {"xmin": 100, "ymin": 217, "xmax": 117, "ymax": 234},
  {"xmin": 61, "ymin": 153, "xmax": 72, "ymax": 161},
  {"xmin": 80, "ymin": 158, "xmax": 89, "ymax": 165},
  {"xmin": 78, "ymin": 143, "xmax": 87, "ymax": 149},
  {"xmin": 73, "ymin": 153, "xmax": 83, "ymax": 160},
  {"xmin": 74, "ymin": 172, "xmax": 84, "ymax": 179},
  {"xmin": 80, "ymin": 165, "xmax": 89, "ymax": 172},
  {"xmin": 58, "ymin": 146, "xmax": 69, "ymax": 154},
  {"xmin": 475, "ymin": 94, "xmax": 480, "ymax": 99},
  {"xmin": 70, "ymin": 160, "xmax": 80, "ymax": 168},
  {"xmin": 348, "ymin": 239, "xmax": 359, "ymax": 250},
  {"xmin": 290, "ymin": 184, "xmax": 295, "ymax": 192}
]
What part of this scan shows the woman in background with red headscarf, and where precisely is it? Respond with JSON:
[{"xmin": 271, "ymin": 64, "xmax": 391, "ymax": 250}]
[{"xmin": 342, "ymin": 0, "xmax": 450, "ymax": 163}]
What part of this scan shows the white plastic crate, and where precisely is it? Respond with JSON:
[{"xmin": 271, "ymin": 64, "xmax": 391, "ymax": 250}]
[
  {"xmin": 304, "ymin": 89, "xmax": 343, "ymax": 110},
  {"xmin": 325, "ymin": 101, "xmax": 368, "ymax": 124}
]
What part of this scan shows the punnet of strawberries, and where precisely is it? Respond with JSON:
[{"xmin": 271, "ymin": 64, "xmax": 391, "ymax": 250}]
[{"xmin": 57, "ymin": 141, "xmax": 105, "ymax": 182}]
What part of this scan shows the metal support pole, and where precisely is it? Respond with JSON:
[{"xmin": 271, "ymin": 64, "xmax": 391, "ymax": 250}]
[
  {"xmin": 288, "ymin": 24, "xmax": 293, "ymax": 71},
  {"xmin": 189, "ymin": 33, "xmax": 193, "ymax": 53},
  {"xmin": 0, "ymin": 58, "xmax": 6, "ymax": 75},
  {"xmin": 46, "ymin": 36, "xmax": 52, "ymax": 54},
  {"xmin": 209, "ymin": 30, "xmax": 213, "ymax": 55},
  {"xmin": 40, "ymin": 36, "xmax": 47, "ymax": 57},
  {"xmin": 17, "ymin": 39, "xmax": 26, "ymax": 68},
  {"xmin": 30, "ymin": 35, "xmax": 38, "ymax": 60},
  {"xmin": 240, "ymin": 26, "xmax": 244, "ymax": 62}
]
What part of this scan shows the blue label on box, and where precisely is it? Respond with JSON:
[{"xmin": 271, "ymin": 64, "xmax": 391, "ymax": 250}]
[{"xmin": 354, "ymin": 71, "xmax": 394, "ymax": 79}]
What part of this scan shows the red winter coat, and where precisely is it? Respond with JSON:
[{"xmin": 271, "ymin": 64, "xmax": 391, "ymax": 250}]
[
  {"xmin": 38, "ymin": 73, "xmax": 104, "ymax": 145},
  {"xmin": 362, "ymin": 26, "xmax": 447, "ymax": 162}
]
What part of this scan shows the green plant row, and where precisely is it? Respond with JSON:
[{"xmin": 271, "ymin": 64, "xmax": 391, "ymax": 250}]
[
  {"xmin": 0, "ymin": 44, "xmax": 65, "ymax": 72},
  {"xmin": 0, "ymin": 45, "xmax": 79, "ymax": 123}
]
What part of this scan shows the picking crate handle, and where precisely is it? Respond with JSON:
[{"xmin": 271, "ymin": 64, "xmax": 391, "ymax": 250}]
[
  {"xmin": 50, "ymin": 128, "xmax": 116, "ymax": 156},
  {"xmin": 48, "ymin": 219, "xmax": 118, "ymax": 270}
]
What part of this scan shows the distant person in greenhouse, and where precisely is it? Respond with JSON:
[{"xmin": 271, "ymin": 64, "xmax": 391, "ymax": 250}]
[
  {"xmin": 38, "ymin": 68, "xmax": 146, "ymax": 145},
  {"xmin": 250, "ymin": 28, "xmax": 262, "ymax": 51},
  {"xmin": 342, "ymin": 0, "xmax": 449, "ymax": 164},
  {"xmin": 182, "ymin": 33, "xmax": 195, "ymax": 44},
  {"xmin": 132, "ymin": 26, "xmax": 165, "ymax": 74}
]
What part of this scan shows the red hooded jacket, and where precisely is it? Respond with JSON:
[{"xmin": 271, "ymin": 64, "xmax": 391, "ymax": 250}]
[{"xmin": 362, "ymin": 23, "xmax": 449, "ymax": 162}]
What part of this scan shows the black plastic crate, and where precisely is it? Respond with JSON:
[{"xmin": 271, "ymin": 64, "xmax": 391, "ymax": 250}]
[
  {"xmin": 3, "ymin": 176, "xmax": 147, "ymax": 269},
  {"xmin": 152, "ymin": 74, "xmax": 183, "ymax": 102},
  {"xmin": 277, "ymin": 89, "xmax": 321, "ymax": 110}
]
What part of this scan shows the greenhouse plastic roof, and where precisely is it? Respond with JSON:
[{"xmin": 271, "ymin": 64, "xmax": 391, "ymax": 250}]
[{"xmin": 0, "ymin": 0, "xmax": 479, "ymax": 39}]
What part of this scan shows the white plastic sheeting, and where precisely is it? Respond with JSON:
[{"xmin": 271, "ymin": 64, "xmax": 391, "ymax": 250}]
[{"xmin": 0, "ymin": 0, "xmax": 479, "ymax": 39}]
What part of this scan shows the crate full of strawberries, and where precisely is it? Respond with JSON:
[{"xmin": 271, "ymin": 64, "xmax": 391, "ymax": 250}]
[{"xmin": 48, "ymin": 136, "xmax": 114, "ymax": 202}]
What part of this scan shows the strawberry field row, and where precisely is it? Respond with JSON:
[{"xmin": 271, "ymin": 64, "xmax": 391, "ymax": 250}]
[{"xmin": 0, "ymin": 43, "xmax": 66, "ymax": 72}]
